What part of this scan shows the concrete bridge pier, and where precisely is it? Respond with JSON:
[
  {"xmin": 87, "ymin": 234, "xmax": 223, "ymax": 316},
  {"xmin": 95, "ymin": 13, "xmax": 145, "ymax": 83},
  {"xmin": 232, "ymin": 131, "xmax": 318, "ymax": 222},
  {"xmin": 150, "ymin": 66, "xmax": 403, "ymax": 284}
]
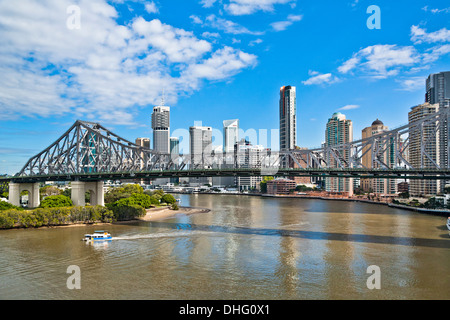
[
  {"xmin": 71, "ymin": 181, "xmax": 104, "ymax": 207},
  {"xmin": 8, "ymin": 182, "xmax": 40, "ymax": 208}
]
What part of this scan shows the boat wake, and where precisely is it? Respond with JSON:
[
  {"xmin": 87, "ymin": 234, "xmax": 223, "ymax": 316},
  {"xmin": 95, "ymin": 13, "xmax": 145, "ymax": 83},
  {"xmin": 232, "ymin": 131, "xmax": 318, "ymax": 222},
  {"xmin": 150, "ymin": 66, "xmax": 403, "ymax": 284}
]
[{"xmin": 111, "ymin": 230, "xmax": 207, "ymax": 241}]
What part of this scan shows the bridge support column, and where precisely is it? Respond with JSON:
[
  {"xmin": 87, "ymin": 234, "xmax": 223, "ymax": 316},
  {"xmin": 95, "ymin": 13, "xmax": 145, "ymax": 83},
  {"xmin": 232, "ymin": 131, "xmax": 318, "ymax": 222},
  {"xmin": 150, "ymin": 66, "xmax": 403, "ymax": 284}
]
[
  {"xmin": 8, "ymin": 182, "xmax": 40, "ymax": 208},
  {"xmin": 71, "ymin": 181, "xmax": 104, "ymax": 207}
]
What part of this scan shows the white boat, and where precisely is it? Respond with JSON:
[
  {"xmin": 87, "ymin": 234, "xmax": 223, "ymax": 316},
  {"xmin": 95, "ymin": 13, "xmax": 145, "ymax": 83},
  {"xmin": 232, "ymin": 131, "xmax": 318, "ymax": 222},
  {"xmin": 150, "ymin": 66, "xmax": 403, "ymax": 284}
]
[
  {"xmin": 447, "ymin": 217, "xmax": 450, "ymax": 231},
  {"xmin": 83, "ymin": 230, "xmax": 112, "ymax": 241}
]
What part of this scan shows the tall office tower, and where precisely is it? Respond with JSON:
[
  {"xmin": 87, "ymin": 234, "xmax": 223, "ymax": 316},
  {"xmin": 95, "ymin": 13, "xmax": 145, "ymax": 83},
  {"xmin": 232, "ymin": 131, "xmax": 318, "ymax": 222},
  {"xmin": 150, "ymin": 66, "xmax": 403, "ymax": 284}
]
[
  {"xmin": 234, "ymin": 139, "xmax": 265, "ymax": 191},
  {"xmin": 151, "ymin": 106, "xmax": 170, "ymax": 153},
  {"xmin": 189, "ymin": 124, "xmax": 212, "ymax": 186},
  {"xmin": 426, "ymin": 72, "xmax": 450, "ymax": 182},
  {"xmin": 223, "ymin": 119, "xmax": 239, "ymax": 153},
  {"xmin": 279, "ymin": 86, "xmax": 297, "ymax": 154},
  {"xmin": 190, "ymin": 125, "xmax": 212, "ymax": 165},
  {"xmin": 408, "ymin": 103, "xmax": 441, "ymax": 196},
  {"xmin": 361, "ymin": 120, "xmax": 396, "ymax": 195},
  {"xmin": 324, "ymin": 112, "xmax": 353, "ymax": 195}
]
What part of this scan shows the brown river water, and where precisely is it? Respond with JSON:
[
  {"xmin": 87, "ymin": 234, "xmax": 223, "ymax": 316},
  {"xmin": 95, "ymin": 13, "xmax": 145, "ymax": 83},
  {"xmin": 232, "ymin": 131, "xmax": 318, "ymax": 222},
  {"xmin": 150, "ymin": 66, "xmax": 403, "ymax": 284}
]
[{"xmin": 0, "ymin": 194, "xmax": 449, "ymax": 300}]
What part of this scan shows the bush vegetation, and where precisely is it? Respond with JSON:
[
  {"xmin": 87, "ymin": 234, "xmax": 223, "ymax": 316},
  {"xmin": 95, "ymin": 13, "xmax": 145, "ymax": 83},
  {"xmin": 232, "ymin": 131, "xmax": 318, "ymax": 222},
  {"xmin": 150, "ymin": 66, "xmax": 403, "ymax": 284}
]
[
  {"xmin": 0, "ymin": 201, "xmax": 23, "ymax": 211},
  {"xmin": 0, "ymin": 183, "xmax": 179, "ymax": 229},
  {"xmin": 0, "ymin": 205, "xmax": 115, "ymax": 229},
  {"xmin": 40, "ymin": 195, "xmax": 73, "ymax": 208}
]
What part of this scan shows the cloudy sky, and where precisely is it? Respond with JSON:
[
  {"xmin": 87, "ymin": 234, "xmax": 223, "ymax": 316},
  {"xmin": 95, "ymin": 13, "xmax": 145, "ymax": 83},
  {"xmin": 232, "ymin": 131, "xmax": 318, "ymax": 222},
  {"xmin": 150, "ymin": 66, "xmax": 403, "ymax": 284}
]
[{"xmin": 0, "ymin": 0, "xmax": 449, "ymax": 174}]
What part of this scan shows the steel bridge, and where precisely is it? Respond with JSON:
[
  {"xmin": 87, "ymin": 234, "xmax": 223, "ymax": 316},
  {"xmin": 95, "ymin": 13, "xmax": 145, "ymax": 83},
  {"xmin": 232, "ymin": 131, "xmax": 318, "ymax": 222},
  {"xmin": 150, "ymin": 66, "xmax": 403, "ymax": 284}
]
[{"xmin": 2, "ymin": 107, "xmax": 450, "ymax": 207}]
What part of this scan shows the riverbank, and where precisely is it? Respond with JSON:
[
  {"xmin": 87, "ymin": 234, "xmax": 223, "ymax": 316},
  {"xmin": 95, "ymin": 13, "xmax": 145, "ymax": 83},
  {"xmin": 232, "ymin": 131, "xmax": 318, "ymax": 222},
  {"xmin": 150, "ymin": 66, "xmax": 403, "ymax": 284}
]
[
  {"xmin": 170, "ymin": 191, "xmax": 450, "ymax": 217},
  {"xmin": 138, "ymin": 206, "xmax": 211, "ymax": 222}
]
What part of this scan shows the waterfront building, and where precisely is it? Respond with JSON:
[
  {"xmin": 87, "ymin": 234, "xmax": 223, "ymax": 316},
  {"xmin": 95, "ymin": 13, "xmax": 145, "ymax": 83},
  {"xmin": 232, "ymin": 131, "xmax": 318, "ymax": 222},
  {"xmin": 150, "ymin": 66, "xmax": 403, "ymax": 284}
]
[
  {"xmin": 151, "ymin": 106, "xmax": 170, "ymax": 153},
  {"xmin": 324, "ymin": 112, "xmax": 353, "ymax": 196},
  {"xmin": 267, "ymin": 179, "xmax": 296, "ymax": 195},
  {"xmin": 408, "ymin": 102, "xmax": 441, "ymax": 196},
  {"xmin": 280, "ymin": 86, "xmax": 297, "ymax": 164},
  {"xmin": 361, "ymin": 119, "xmax": 397, "ymax": 195}
]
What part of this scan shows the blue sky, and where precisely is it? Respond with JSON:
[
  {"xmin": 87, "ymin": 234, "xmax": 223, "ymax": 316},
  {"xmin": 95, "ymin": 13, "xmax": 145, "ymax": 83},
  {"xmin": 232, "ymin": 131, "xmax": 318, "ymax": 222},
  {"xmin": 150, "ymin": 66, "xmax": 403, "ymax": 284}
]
[{"xmin": 0, "ymin": 0, "xmax": 449, "ymax": 174}]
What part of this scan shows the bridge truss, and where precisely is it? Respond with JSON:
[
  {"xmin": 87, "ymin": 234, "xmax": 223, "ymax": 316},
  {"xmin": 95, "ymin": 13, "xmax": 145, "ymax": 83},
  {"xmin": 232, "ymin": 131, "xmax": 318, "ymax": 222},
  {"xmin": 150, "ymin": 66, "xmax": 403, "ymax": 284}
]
[{"xmin": 3, "ymin": 107, "xmax": 450, "ymax": 183}]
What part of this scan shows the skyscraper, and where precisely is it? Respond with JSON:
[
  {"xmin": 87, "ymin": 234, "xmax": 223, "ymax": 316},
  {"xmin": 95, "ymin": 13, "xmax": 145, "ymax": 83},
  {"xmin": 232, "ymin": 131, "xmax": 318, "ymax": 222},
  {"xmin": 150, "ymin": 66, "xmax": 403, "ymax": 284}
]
[
  {"xmin": 426, "ymin": 71, "xmax": 450, "ymax": 107},
  {"xmin": 361, "ymin": 120, "xmax": 396, "ymax": 195},
  {"xmin": 279, "ymin": 86, "xmax": 297, "ymax": 152},
  {"xmin": 151, "ymin": 106, "xmax": 170, "ymax": 153},
  {"xmin": 189, "ymin": 124, "xmax": 212, "ymax": 186},
  {"xmin": 408, "ymin": 102, "xmax": 441, "ymax": 196},
  {"xmin": 325, "ymin": 112, "xmax": 353, "ymax": 195},
  {"xmin": 426, "ymin": 72, "xmax": 450, "ymax": 177},
  {"xmin": 189, "ymin": 124, "xmax": 212, "ymax": 167},
  {"xmin": 223, "ymin": 119, "xmax": 239, "ymax": 153}
]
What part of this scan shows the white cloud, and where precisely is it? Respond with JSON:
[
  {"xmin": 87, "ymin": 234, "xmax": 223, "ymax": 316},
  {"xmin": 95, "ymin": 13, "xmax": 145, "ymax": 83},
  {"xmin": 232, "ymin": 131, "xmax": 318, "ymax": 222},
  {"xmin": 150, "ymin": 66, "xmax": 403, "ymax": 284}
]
[
  {"xmin": 205, "ymin": 14, "xmax": 264, "ymax": 35},
  {"xmin": 302, "ymin": 72, "xmax": 339, "ymax": 85},
  {"xmin": 144, "ymin": 1, "xmax": 158, "ymax": 14},
  {"xmin": 396, "ymin": 77, "xmax": 425, "ymax": 92},
  {"xmin": 410, "ymin": 25, "xmax": 450, "ymax": 44},
  {"xmin": 271, "ymin": 14, "xmax": 303, "ymax": 31},
  {"xmin": 182, "ymin": 46, "xmax": 257, "ymax": 82},
  {"xmin": 0, "ymin": 0, "xmax": 257, "ymax": 124},
  {"xmin": 225, "ymin": 0, "xmax": 295, "ymax": 15},
  {"xmin": 249, "ymin": 38, "xmax": 263, "ymax": 46},
  {"xmin": 337, "ymin": 105, "xmax": 359, "ymax": 111},
  {"xmin": 337, "ymin": 45, "xmax": 420, "ymax": 78},
  {"xmin": 421, "ymin": 44, "xmax": 450, "ymax": 64},
  {"xmin": 200, "ymin": 0, "xmax": 217, "ymax": 8},
  {"xmin": 190, "ymin": 15, "xmax": 203, "ymax": 24},
  {"xmin": 421, "ymin": 6, "xmax": 450, "ymax": 14}
]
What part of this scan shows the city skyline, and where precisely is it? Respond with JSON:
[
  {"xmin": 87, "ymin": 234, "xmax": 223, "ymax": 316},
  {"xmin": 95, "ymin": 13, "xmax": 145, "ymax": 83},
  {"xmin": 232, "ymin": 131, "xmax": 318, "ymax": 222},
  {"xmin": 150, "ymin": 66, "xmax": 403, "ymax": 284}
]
[{"xmin": 1, "ymin": 0, "xmax": 449, "ymax": 175}]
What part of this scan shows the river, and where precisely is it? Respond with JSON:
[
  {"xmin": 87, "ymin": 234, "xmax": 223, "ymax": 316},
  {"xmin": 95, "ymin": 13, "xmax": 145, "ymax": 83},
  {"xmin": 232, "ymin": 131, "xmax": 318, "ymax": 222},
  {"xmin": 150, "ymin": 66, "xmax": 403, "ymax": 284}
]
[{"xmin": 0, "ymin": 194, "xmax": 449, "ymax": 300}]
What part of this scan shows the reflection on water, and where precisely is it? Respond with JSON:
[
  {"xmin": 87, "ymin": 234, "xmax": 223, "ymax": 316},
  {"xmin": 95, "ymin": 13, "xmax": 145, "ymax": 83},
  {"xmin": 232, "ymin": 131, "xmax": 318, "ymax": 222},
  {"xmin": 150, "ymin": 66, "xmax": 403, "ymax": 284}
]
[{"xmin": 0, "ymin": 194, "xmax": 449, "ymax": 300}]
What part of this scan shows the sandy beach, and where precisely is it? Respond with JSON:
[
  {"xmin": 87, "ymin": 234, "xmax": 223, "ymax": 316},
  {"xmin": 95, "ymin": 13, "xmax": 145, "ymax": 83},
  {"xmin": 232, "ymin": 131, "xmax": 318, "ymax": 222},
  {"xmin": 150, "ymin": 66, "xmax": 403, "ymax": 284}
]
[{"xmin": 139, "ymin": 206, "xmax": 211, "ymax": 222}]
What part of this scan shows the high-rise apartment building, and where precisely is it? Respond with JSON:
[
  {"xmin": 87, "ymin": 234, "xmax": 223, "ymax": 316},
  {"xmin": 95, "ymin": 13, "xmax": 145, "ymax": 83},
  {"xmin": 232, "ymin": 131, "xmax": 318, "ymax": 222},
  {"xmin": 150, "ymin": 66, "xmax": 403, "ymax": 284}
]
[
  {"xmin": 408, "ymin": 102, "xmax": 441, "ymax": 196},
  {"xmin": 324, "ymin": 112, "xmax": 353, "ymax": 195},
  {"xmin": 426, "ymin": 72, "xmax": 450, "ymax": 179},
  {"xmin": 279, "ymin": 86, "xmax": 297, "ymax": 152},
  {"xmin": 426, "ymin": 71, "xmax": 450, "ymax": 107},
  {"xmin": 151, "ymin": 106, "xmax": 170, "ymax": 153},
  {"xmin": 189, "ymin": 124, "xmax": 212, "ymax": 186},
  {"xmin": 234, "ymin": 138, "xmax": 265, "ymax": 191},
  {"xmin": 190, "ymin": 125, "xmax": 212, "ymax": 166},
  {"xmin": 361, "ymin": 119, "xmax": 396, "ymax": 195},
  {"xmin": 223, "ymin": 119, "xmax": 239, "ymax": 153}
]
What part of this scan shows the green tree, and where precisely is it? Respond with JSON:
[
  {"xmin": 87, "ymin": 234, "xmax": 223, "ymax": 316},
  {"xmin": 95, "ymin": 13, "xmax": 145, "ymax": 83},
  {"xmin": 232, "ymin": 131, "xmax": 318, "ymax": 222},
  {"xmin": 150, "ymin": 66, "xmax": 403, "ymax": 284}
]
[
  {"xmin": 40, "ymin": 185, "xmax": 62, "ymax": 200},
  {"xmin": 161, "ymin": 194, "xmax": 176, "ymax": 205},
  {"xmin": 260, "ymin": 176, "xmax": 274, "ymax": 194},
  {"xmin": 40, "ymin": 195, "xmax": 73, "ymax": 208},
  {"xmin": 121, "ymin": 184, "xmax": 144, "ymax": 194}
]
